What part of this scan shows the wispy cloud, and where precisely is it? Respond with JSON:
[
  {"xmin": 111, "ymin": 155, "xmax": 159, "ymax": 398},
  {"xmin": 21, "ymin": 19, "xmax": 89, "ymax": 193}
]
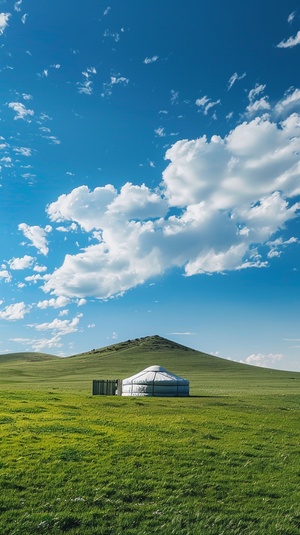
[
  {"xmin": 246, "ymin": 83, "xmax": 270, "ymax": 115},
  {"xmin": 227, "ymin": 71, "xmax": 246, "ymax": 90},
  {"xmin": 101, "ymin": 75, "xmax": 129, "ymax": 97},
  {"xmin": 288, "ymin": 11, "xmax": 296, "ymax": 24},
  {"xmin": 103, "ymin": 6, "xmax": 111, "ymax": 16},
  {"xmin": 277, "ymin": 30, "xmax": 300, "ymax": 48},
  {"xmin": 195, "ymin": 95, "xmax": 221, "ymax": 115},
  {"xmin": 14, "ymin": 1, "xmax": 22, "ymax": 12},
  {"xmin": 143, "ymin": 55, "xmax": 159, "ymax": 64},
  {"xmin": 14, "ymin": 147, "xmax": 32, "ymax": 157},
  {"xmin": 78, "ymin": 67, "xmax": 97, "ymax": 95},
  {"xmin": 154, "ymin": 126, "xmax": 166, "ymax": 137},
  {"xmin": 170, "ymin": 90, "xmax": 179, "ymax": 105},
  {"xmin": 103, "ymin": 29, "xmax": 121, "ymax": 42}
]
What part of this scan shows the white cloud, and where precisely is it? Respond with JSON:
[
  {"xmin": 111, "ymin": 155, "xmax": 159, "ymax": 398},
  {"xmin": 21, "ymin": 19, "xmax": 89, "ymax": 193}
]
[
  {"xmin": 246, "ymin": 84, "xmax": 270, "ymax": 115},
  {"xmin": 0, "ymin": 13, "xmax": 10, "ymax": 34},
  {"xmin": 14, "ymin": 147, "xmax": 32, "ymax": 157},
  {"xmin": 38, "ymin": 69, "xmax": 49, "ymax": 78},
  {"xmin": 154, "ymin": 127, "xmax": 166, "ymax": 137},
  {"xmin": 170, "ymin": 90, "xmax": 179, "ymax": 105},
  {"xmin": 275, "ymin": 88, "xmax": 300, "ymax": 115},
  {"xmin": 0, "ymin": 270, "xmax": 12, "ymax": 282},
  {"xmin": 76, "ymin": 298, "xmax": 87, "ymax": 307},
  {"xmin": 288, "ymin": 11, "xmax": 296, "ymax": 24},
  {"xmin": 103, "ymin": 29, "xmax": 120, "ymax": 42},
  {"xmin": 8, "ymin": 102, "xmax": 34, "ymax": 121},
  {"xmin": 103, "ymin": 7, "xmax": 111, "ymax": 16},
  {"xmin": 101, "ymin": 75, "xmax": 129, "ymax": 97},
  {"xmin": 78, "ymin": 67, "xmax": 97, "ymax": 95},
  {"xmin": 33, "ymin": 94, "xmax": 300, "ymax": 299},
  {"xmin": 8, "ymin": 255, "xmax": 34, "ymax": 270},
  {"xmin": 228, "ymin": 72, "xmax": 246, "ymax": 91},
  {"xmin": 277, "ymin": 30, "xmax": 300, "ymax": 48},
  {"xmin": 144, "ymin": 56, "xmax": 159, "ymax": 64},
  {"xmin": 18, "ymin": 223, "xmax": 52, "ymax": 255},
  {"xmin": 107, "ymin": 182, "xmax": 168, "ymax": 219},
  {"xmin": 267, "ymin": 236, "xmax": 298, "ymax": 258},
  {"xmin": 10, "ymin": 335, "xmax": 63, "ymax": 352},
  {"xmin": 196, "ymin": 96, "xmax": 221, "ymax": 115},
  {"xmin": 37, "ymin": 297, "xmax": 71, "ymax": 309},
  {"xmin": 110, "ymin": 76, "xmax": 129, "ymax": 86},
  {"xmin": 46, "ymin": 185, "xmax": 116, "ymax": 231},
  {"xmin": 33, "ymin": 264, "xmax": 47, "ymax": 272},
  {"xmin": 14, "ymin": 1, "xmax": 22, "ymax": 12},
  {"xmin": 30, "ymin": 315, "xmax": 81, "ymax": 335},
  {"xmin": 241, "ymin": 353, "xmax": 284, "ymax": 368},
  {"xmin": 0, "ymin": 302, "xmax": 30, "ymax": 320},
  {"xmin": 21, "ymin": 13, "xmax": 27, "ymax": 24},
  {"xmin": 25, "ymin": 274, "xmax": 44, "ymax": 283}
]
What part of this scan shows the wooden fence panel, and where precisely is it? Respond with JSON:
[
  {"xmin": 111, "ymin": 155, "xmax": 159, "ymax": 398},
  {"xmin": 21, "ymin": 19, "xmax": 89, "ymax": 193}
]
[{"xmin": 92, "ymin": 379, "xmax": 122, "ymax": 395}]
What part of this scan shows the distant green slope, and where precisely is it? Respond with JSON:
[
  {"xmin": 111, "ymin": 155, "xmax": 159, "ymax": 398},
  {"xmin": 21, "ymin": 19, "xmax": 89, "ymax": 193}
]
[
  {"xmin": 1, "ymin": 335, "xmax": 299, "ymax": 395},
  {"xmin": 0, "ymin": 352, "xmax": 59, "ymax": 363}
]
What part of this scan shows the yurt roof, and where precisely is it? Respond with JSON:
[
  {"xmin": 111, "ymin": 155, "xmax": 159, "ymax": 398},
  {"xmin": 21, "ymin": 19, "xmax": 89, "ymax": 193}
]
[{"xmin": 122, "ymin": 365, "xmax": 189, "ymax": 385}]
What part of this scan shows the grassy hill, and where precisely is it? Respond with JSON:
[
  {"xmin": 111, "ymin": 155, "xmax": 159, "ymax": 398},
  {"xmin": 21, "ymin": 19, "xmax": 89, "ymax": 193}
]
[
  {"xmin": 0, "ymin": 336, "xmax": 299, "ymax": 534},
  {"xmin": 0, "ymin": 335, "xmax": 299, "ymax": 395}
]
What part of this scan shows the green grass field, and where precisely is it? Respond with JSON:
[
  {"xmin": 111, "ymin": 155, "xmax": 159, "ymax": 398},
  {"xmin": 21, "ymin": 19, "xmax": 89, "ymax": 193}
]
[{"xmin": 0, "ymin": 336, "xmax": 299, "ymax": 534}]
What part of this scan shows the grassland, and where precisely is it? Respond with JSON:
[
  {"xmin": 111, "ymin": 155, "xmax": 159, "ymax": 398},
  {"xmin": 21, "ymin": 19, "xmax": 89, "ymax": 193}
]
[{"xmin": 0, "ymin": 336, "xmax": 299, "ymax": 534}]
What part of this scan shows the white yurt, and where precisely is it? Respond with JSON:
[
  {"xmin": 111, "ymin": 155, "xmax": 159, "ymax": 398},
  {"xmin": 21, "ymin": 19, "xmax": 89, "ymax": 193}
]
[{"xmin": 122, "ymin": 365, "xmax": 189, "ymax": 397}]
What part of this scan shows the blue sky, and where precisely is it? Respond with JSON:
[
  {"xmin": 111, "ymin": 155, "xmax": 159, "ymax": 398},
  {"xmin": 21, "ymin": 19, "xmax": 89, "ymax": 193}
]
[{"xmin": 1, "ymin": 0, "xmax": 300, "ymax": 371}]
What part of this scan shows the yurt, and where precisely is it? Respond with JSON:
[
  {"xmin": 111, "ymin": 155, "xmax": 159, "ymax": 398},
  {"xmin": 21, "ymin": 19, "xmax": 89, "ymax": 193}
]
[{"xmin": 122, "ymin": 365, "xmax": 189, "ymax": 397}]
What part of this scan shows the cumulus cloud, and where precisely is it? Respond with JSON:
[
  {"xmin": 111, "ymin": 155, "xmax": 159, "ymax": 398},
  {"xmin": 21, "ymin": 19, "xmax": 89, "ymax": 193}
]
[
  {"xmin": 0, "ymin": 13, "xmax": 10, "ymax": 34},
  {"xmin": 0, "ymin": 270, "xmax": 12, "ymax": 282},
  {"xmin": 30, "ymin": 315, "xmax": 81, "ymax": 336},
  {"xmin": 0, "ymin": 302, "xmax": 30, "ymax": 320},
  {"xmin": 35, "ymin": 93, "xmax": 300, "ymax": 299},
  {"xmin": 277, "ymin": 30, "xmax": 300, "ymax": 48},
  {"xmin": 242, "ymin": 353, "xmax": 284, "ymax": 368},
  {"xmin": 8, "ymin": 102, "xmax": 34, "ymax": 121},
  {"xmin": 8, "ymin": 255, "xmax": 35, "ymax": 270},
  {"xmin": 10, "ymin": 335, "xmax": 63, "ymax": 352},
  {"xmin": 37, "ymin": 297, "xmax": 71, "ymax": 309},
  {"xmin": 18, "ymin": 223, "xmax": 52, "ymax": 255}
]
